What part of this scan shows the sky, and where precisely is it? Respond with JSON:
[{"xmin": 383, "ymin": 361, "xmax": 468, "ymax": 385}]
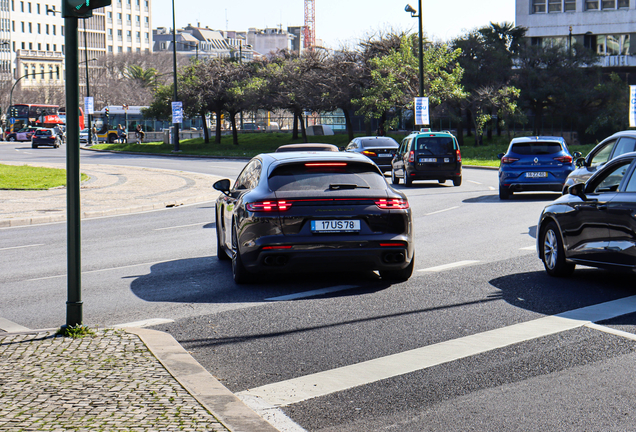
[{"xmin": 151, "ymin": 0, "xmax": 516, "ymax": 48}]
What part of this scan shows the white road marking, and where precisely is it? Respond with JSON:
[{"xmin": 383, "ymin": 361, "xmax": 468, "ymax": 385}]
[
  {"xmin": 266, "ymin": 286, "xmax": 358, "ymax": 301},
  {"xmin": 417, "ymin": 260, "xmax": 480, "ymax": 272},
  {"xmin": 112, "ymin": 318, "xmax": 175, "ymax": 328},
  {"xmin": 468, "ymin": 180, "xmax": 482, "ymax": 185},
  {"xmin": 585, "ymin": 322, "xmax": 636, "ymax": 342},
  {"xmin": 238, "ymin": 394, "xmax": 308, "ymax": 432},
  {"xmin": 424, "ymin": 206, "xmax": 459, "ymax": 216},
  {"xmin": 0, "ymin": 318, "xmax": 30, "ymax": 333},
  {"xmin": 154, "ymin": 222, "xmax": 207, "ymax": 231},
  {"xmin": 23, "ymin": 260, "xmax": 171, "ymax": 282},
  {"xmin": 520, "ymin": 246, "xmax": 536, "ymax": 251},
  {"xmin": 0, "ymin": 244, "xmax": 44, "ymax": 251},
  {"xmin": 237, "ymin": 295, "xmax": 636, "ymax": 407}
]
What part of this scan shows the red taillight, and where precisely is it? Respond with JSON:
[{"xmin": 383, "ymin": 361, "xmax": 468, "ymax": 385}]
[
  {"xmin": 246, "ymin": 200, "xmax": 292, "ymax": 212},
  {"xmin": 380, "ymin": 243, "xmax": 405, "ymax": 247},
  {"xmin": 554, "ymin": 155, "xmax": 572, "ymax": 163},
  {"xmin": 456, "ymin": 149, "xmax": 462, "ymax": 163},
  {"xmin": 375, "ymin": 198, "xmax": 409, "ymax": 209},
  {"xmin": 304, "ymin": 163, "xmax": 347, "ymax": 167},
  {"xmin": 262, "ymin": 245, "xmax": 293, "ymax": 250},
  {"xmin": 408, "ymin": 150, "xmax": 415, "ymax": 163},
  {"xmin": 362, "ymin": 150, "xmax": 377, "ymax": 157},
  {"xmin": 501, "ymin": 156, "xmax": 519, "ymax": 164}
]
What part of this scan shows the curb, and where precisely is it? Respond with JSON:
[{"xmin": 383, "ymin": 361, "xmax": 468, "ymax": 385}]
[
  {"xmin": 128, "ymin": 328, "xmax": 279, "ymax": 432},
  {"xmin": 0, "ymin": 194, "xmax": 219, "ymax": 228},
  {"xmin": 80, "ymin": 145, "xmax": 252, "ymax": 161}
]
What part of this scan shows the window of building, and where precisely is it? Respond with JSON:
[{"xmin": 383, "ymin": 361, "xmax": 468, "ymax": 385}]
[
  {"xmin": 586, "ymin": 0, "xmax": 600, "ymax": 9},
  {"xmin": 53, "ymin": 25, "xmax": 55, "ymax": 35},
  {"xmin": 596, "ymin": 34, "xmax": 631, "ymax": 55},
  {"xmin": 36, "ymin": 3, "xmax": 39, "ymax": 13},
  {"xmin": 28, "ymin": 22, "xmax": 32, "ymax": 33},
  {"xmin": 21, "ymin": 41, "xmax": 24, "ymax": 49},
  {"xmin": 12, "ymin": 20, "xmax": 14, "ymax": 31},
  {"xmin": 46, "ymin": 23, "xmax": 49, "ymax": 34},
  {"xmin": 53, "ymin": 44, "xmax": 56, "ymax": 51},
  {"xmin": 118, "ymin": 46, "xmax": 122, "ymax": 52},
  {"xmin": 37, "ymin": 42, "xmax": 41, "ymax": 50},
  {"xmin": 24, "ymin": 64, "xmax": 28, "ymax": 77},
  {"xmin": 565, "ymin": 0, "xmax": 576, "ymax": 10},
  {"xmin": 20, "ymin": 1, "xmax": 23, "ymax": 12},
  {"xmin": 533, "ymin": 0, "xmax": 547, "ymax": 11},
  {"xmin": 46, "ymin": 43, "xmax": 49, "ymax": 50},
  {"xmin": 618, "ymin": 0, "xmax": 629, "ymax": 7},
  {"xmin": 126, "ymin": 13, "xmax": 131, "ymax": 22},
  {"xmin": 29, "ymin": 42, "xmax": 32, "ymax": 49},
  {"xmin": 37, "ymin": 23, "xmax": 40, "ymax": 34},
  {"xmin": 548, "ymin": 0, "xmax": 562, "ymax": 12},
  {"xmin": 27, "ymin": 2, "xmax": 30, "ymax": 12},
  {"xmin": 31, "ymin": 65, "xmax": 35, "ymax": 77},
  {"xmin": 11, "ymin": 0, "xmax": 13, "ymax": 11},
  {"xmin": 602, "ymin": 0, "xmax": 616, "ymax": 7},
  {"xmin": 108, "ymin": 45, "xmax": 113, "ymax": 52},
  {"xmin": 21, "ymin": 21, "xmax": 24, "ymax": 32},
  {"xmin": 49, "ymin": 65, "xmax": 53, "ymax": 79},
  {"xmin": 56, "ymin": 65, "xmax": 59, "ymax": 79}
]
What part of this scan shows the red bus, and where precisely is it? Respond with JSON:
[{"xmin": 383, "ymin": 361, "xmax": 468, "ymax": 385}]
[{"xmin": 7, "ymin": 104, "xmax": 84, "ymax": 134}]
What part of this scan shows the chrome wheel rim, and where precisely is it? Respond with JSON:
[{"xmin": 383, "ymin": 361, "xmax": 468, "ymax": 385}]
[{"xmin": 544, "ymin": 229, "xmax": 558, "ymax": 270}]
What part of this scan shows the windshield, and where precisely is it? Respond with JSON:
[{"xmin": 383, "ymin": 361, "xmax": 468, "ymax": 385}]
[
  {"xmin": 416, "ymin": 137, "xmax": 455, "ymax": 155},
  {"xmin": 269, "ymin": 162, "xmax": 387, "ymax": 191},
  {"xmin": 511, "ymin": 142, "xmax": 563, "ymax": 155}
]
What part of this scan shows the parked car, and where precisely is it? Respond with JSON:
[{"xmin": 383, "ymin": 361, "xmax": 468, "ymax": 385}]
[
  {"xmin": 391, "ymin": 130, "xmax": 462, "ymax": 186},
  {"xmin": 537, "ymin": 152, "xmax": 636, "ymax": 277},
  {"xmin": 242, "ymin": 123, "xmax": 261, "ymax": 131},
  {"xmin": 345, "ymin": 136, "xmax": 400, "ymax": 173},
  {"xmin": 275, "ymin": 143, "xmax": 339, "ymax": 153},
  {"xmin": 214, "ymin": 152, "xmax": 414, "ymax": 284},
  {"xmin": 6, "ymin": 127, "xmax": 40, "ymax": 142},
  {"xmin": 31, "ymin": 128, "xmax": 61, "ymax": 148},
  {"xmin": 497, "ymin": 136, "xmax": 574, "ymax": 199},
  {"xmin": 563, "ymin": 130, "xmax": 636, "ymax": 194}
]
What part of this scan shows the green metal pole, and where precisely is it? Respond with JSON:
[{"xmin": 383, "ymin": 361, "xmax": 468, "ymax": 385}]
[
  {"xmin": 417, "ymin": 0, "xmax": 424, "ymax": 98},
  {"xmin": 65, "ymin": 16, "xmax": 82, "ymax": 327},
  {"xmin": 171, "ymin": 0, "xmax": 180, "ymax": 151}
]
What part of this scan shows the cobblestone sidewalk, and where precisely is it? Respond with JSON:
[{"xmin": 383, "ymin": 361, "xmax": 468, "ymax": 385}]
[{"xmin": 0, "ymin": 329, "xmax": 230, "ymax": 431}]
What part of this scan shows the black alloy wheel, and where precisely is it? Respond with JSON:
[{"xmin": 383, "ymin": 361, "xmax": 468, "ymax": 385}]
[
  {"xmin": 541, "ymin": 222, "xmax": 575, "ymax": 277},
  {"xmin": 453, "ymin": 176, "xmax": 462, "ymax": 187},
  {"xmin": 232, "ymin": 225, "xmax": 252, "ymax": 284}
]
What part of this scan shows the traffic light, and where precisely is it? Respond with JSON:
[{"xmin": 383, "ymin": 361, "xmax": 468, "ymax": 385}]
[
  {"xmin": 104, "ymin": 107, "xmax": 109, "ymax": 117},
  {"xmin": 63, "ymin": 0, "xmax": 111, "ymax": 18}
]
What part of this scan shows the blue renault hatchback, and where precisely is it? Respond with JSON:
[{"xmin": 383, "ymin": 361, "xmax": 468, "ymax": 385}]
[{"xmin": 497, "ymin": 136, "xmax": 575, "ymax": 200}]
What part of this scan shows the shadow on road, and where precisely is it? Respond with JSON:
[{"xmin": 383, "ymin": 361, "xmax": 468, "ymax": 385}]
[
  {"xmin": 489, "ymin": 267, "xmax": 636, "ymax": 325},
  {"xmin": 463, "ymin": 192, "xmax": 561, "ymax": 204},
  {"xmin": 129, "ymin": 256, "xmax": 395, "ymax": 304}
]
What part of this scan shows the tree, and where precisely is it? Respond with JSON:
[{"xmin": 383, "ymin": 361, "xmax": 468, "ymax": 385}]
[{"xmin": 354, "ymin": 34, "xmax": 466, "ymax": 132}]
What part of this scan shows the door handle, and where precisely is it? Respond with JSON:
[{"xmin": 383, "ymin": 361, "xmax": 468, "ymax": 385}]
[{"xmin": 597, "ymin": 204, "xmax": 608, "ymax": 210}]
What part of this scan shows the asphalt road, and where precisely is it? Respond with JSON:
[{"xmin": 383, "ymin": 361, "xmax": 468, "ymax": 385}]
[{"xmin": 2, "ymin": 145, "xmax": 636, "ymax": 431}]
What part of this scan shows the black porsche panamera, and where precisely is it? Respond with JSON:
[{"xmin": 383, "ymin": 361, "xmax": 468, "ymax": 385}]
[
  {"xmin": 538, "ymin": 152, "xmax": 636, "ymax": 277},
  {"xmin": 214, "ymin": 152, "xmax": 414, "ymax": 284}
]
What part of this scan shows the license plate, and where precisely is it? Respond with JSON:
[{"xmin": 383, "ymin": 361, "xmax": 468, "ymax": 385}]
[
  {"xmin": 525, "ymin": 172, "xmax": 548, "ymax": 178},
  {"xmin": 311, "ymin": 220, "xmax": 360, "ymax": 233},
  {"xmin": 379, "ymin": 153, "xmax": 392, "ymax": 157},
  {"xmin": 419, "ymin": 158, "xmax": 436, "ymax": 163}
]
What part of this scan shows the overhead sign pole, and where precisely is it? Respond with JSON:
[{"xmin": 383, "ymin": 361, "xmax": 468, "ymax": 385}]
[{"xmin": 63, "ymin": 0, "xmax": 111, "ymax": 329}]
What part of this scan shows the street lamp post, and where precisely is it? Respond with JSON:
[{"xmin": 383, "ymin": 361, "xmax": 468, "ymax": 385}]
[
  {"xmin": 171, "ymin": 0, "xmax": 180, "ymax": 152},
  {"xmin": 405, "ymin": 1, "xmax": 424, "ymax": 98}
]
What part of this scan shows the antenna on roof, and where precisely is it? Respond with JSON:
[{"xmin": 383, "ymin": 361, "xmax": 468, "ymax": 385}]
[{"xmin": 225, "ymin": 9, "xmax": 228, "ymax": 31}]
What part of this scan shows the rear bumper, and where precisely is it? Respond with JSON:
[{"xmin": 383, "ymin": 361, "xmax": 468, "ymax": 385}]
[
  {"xmin": 406, "ymin": 166, "xmax": 461, "ymax": 180},
  {"xmin": 240, "ymin": 236, "xmax": 414, "ymax": 274},
  {"xmin": 501, "ymin": 182, "xmax": 564, "ymax": 192}
]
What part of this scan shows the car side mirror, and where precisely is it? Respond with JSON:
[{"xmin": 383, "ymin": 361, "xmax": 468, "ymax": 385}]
[
  {"xmin": 573, "ymin": 151, "xmax": 582, "ymax": 158},
  {"xmin": 213, "ymin": 179, "xmax": 231, "ymax": 196},
  {"xmin": 568, "ymin": 182, "xmax": 586, "ymax": 200},
  {"xmin": 497, "ymin": 153, "xmax": 504, "ymax": 160},
  {"xmin": 575, "ymin": 157, "xmax": 585, "ymax": 167}
]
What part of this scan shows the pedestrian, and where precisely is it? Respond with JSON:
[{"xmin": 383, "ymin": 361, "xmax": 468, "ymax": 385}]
[
  {"xmin": 122, "ymin": 125, "xmax": 128, "ymax": 143},
  {"xmin": 117, "ymin": 124, "xmax": 127, "ymax": 143},
  {"xmin": 135, "ymin": 124, "xmax": 145, "ymax": 144},
  {"xmin": 91, "ymin": 125, "xmax": 98, "ymax": 144}
]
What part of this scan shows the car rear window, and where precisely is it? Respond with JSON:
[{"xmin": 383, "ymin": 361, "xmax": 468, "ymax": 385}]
[
  {"xmin": 361, "ymin": 138, "xmax": 398, "ymax": 148},
  {"xmin": 511, "ymin": 142, "xmax": 562, "ymax": 155},
  {"xmin": 415, "ymin": 137, "xmax": 455, "ymax": 155},
  {"xmin": 36, "ymin": 130, "xmax": 51, "ymax": 136},
  {"xmin": 268, "ymin": 162, "xmax": 386, "ymax": 191}
]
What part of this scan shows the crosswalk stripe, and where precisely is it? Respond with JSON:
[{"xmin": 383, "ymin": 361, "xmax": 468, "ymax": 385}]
[{"xmin": 237, "ymin": 295, "xmax": 636, "ymax": 407}]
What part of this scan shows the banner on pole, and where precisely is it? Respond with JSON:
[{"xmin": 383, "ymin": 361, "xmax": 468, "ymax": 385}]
[
  {"xmin": 414, "ymin": 97, "xmax": 429, "ymax": 126},
  {"xmin": 171, "ymin": 101, "xmax": 183, "ymax": 124},
  {"xmin": 84, "ymin": 96, "xmax": 94, "ymax": 115},
  {"xmin": 630, "ymin": 86, "xmax": 636, "ymax": 128}
]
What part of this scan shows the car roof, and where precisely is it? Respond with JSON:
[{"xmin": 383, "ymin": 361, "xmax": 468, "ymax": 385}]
[
  {"xmin": 275, "ymin": 143, "xmax": 339, "ymax": 152},
  {"xmin": 600, "ymin": 130, "xmax": 636, "ymax": 141},
  {"xmin": 406, "ymin": 130, "xmax": 456, "ymax": 138},
  {"xmin": 509, "ymin": 136, "xmax": 566, "ymax": 144},
  {"xmin": 261, "ymin": 151, "xmax": 377, "ymax": 166}
]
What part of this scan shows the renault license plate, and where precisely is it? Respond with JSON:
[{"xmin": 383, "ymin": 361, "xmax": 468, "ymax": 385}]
[
  {"xmin": 311, "ymin": 220, "xmax": 360, "ymax": 233},
  {"xmin": 525, "ymin": 172, "xmax": 548, "ymax": 178},
  {"xmin": 420, "ymin": 158, "xmax": 436, "ymax": 163}
]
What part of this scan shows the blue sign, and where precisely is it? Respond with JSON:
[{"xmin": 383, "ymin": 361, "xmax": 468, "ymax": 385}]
[
  {"xmin": 414, "ymin": 97, "xmax": 429, "ymax": 126},
  {"xmin": 9, "ymin": 118, "xmax": 15, "ymax": 125},
  {"xmin": 171, "ymin": 101, "xmax": 183, "ymax": 124}
]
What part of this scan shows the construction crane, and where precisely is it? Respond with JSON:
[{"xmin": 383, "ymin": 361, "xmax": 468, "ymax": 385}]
[{"xmin": 303, "ymin": 0, "xmax": 315, "ymax": 51}]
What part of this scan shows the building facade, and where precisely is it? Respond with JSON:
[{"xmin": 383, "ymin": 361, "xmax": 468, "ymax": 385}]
[
  {"xmin": 4, "ymin": 0, "xmax": 152, "ymax": 96},
  {"xmin": 516, "ymin": 0, "xmax": 636, "ymax": 67}
]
